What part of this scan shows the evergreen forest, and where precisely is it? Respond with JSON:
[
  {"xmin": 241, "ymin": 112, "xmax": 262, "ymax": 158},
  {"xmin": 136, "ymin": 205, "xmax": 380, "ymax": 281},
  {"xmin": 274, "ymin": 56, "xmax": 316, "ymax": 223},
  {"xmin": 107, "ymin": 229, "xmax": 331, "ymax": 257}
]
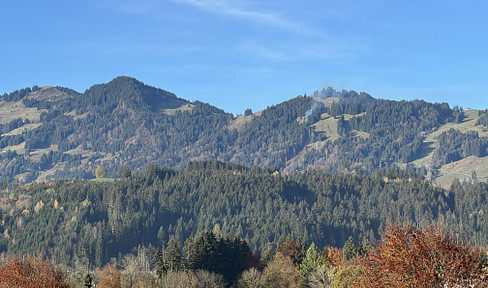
[
  {"xmin": 1, "ymin": 162, "xmax": 488, "ymax": 286},
  {"xmin": 1, "ymin": 162, "xmax": 488, "ymax": 265}
]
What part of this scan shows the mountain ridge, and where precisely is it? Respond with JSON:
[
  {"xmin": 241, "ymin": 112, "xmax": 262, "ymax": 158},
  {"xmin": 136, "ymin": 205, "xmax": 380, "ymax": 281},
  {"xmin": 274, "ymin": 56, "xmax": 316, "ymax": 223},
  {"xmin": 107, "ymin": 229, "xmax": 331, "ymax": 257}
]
[{"xmin": 1, "ymin": 76, "xmax": 487, "ymax": 187}]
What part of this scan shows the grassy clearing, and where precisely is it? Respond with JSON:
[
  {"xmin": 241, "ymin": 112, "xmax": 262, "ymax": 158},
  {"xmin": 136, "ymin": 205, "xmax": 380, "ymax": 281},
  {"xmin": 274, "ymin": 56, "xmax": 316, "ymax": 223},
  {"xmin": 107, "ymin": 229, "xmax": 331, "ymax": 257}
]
[
  {"xmin": 1, "ymin": 123, "xmax": 42, "ymax": 137},
  {"xmin": 313, "ymin": 117, "xmax": 340, "ymax": 142},
  {"xmin": 344, "ymin": 112, "xmax": 366, "ymax": 120},
  {"xmin": 306, "ymin": 139, "xmax": 328, "ymax": 150},
  {"xmin": 29, "ymin": 145, "xmax": 59, "ymax": 160},
  {"xmin": 228, "ymin": 115, "xmax": 253, "ymax": 131},
  {"xmin": 434, "ymin": 156, "xmax": 488, "ymax": 188},
  {"xmin": 2, "ymin": 142, "xmax": 26, "ymax": 154},
  {"xmin": 411, "ymin": 141, "xmax": 436, "ymax": 168},
  {"xmin": 65, "ymin": 146, "xmax": 96, "ymax": 158},
  {"xmin": 311, "ymin": 113, "xmax": 366, "ymax": 142},
  {"xmin": 28, "ymin": 86, "xmax": 73, "ymax": 102},
  {"xmin": 0, "ymin": 99, "xmax": 47, "ymax": 124},
  {"xmin": 412, "ymin": 109, "xmax": 487, "ymax": 169},
  {"xmin": 35, "ymin": 164, "xmax": 66, "ymax": 182},
  {"xmin": 425, "ymin": 109, "xmax": 488, "ymax": 142},
  {"xmin": 352, "ymin": 130, "xmax": 369, "ymax": 139},
  {"xmin": 65, "ymin": 110, "xmax": 89, "ymax": 120},
  {"xmin": 90, "ymin": 178, "xmax": 115, "ymax": 182},
  {"xmin": 163, "ymin": 103, "xmax": 195, "ymax": 115}
]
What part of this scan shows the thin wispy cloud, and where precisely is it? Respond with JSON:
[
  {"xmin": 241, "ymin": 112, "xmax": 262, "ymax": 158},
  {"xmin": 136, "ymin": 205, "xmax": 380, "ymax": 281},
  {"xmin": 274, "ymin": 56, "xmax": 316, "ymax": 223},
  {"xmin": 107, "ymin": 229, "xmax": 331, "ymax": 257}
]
[
  {"xmin": 171, "ymin": 0, "xmax": 320, "ymax": 36},
  {"xmin": 238, "ymin": 36, "xmax": 368, "ymax": 62},
  {"xmin": 93, "ymin": 0, "xmax": 367, "ymax": 62},
  {"xmin": 172, "ymin": 0, "xmax": 369, "ymax": 62}
]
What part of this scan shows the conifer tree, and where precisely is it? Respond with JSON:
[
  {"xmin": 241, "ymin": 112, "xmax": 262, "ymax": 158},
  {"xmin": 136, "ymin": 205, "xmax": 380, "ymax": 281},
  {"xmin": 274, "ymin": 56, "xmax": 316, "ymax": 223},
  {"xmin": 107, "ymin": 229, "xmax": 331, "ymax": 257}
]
[
  {"xmin": 300, "ymin": 242, "xmax": 325, "ymax": 278},
  {"xmin": 342, "ymin": 236, "xmax": 359, "ymax": 262},
  {"xmin": 165, "ymin": 238, "xmax": 183, "ymax": 272}
]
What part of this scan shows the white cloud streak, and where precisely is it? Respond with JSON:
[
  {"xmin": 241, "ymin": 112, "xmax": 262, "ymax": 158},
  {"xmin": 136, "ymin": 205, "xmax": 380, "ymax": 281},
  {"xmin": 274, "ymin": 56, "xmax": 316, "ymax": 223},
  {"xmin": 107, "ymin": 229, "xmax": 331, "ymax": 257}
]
[{"xmin": 171, "ymin": 0, "xmax": 320, "ymax": 36}]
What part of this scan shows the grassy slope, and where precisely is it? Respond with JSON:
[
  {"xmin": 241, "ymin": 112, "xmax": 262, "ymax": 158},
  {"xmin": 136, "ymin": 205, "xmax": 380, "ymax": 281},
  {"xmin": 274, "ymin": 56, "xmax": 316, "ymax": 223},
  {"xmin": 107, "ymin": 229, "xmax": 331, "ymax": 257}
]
[
  {"xmin": 163, "ymin": 103, "xmax": 195, "ymax": 115},
  {"xmin": 411, "ymin": 109, "xmax": 488, "ymax": 188},
  {"xmin": 0, "ymin": 99, "xmax": 47, "ymax": 124},
  {"xmin": 1, "ymin": 123, "xmax": 42, "ymax": 137},
  {"xmin": 308, "ymin": 107, "xmax": 487, "ymax": 188},
  {"xmin": 435, "ymin": 156, "xmax": 488, "ymax": 187},
  {"xmin": 313, "ymin": 114, "xmax": 340, "ymax": 141}
]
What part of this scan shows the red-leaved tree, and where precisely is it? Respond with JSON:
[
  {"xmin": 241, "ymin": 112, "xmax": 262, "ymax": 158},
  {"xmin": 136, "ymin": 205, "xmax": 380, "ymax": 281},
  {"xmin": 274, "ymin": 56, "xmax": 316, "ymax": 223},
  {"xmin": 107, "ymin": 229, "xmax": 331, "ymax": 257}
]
[
  {"xmin": 0, "ymin": 255, "xmax": 69, "ymax": 288},
  {"xmin": 357, "ymin": 224, "xmax": 487, "ymax": 287}
]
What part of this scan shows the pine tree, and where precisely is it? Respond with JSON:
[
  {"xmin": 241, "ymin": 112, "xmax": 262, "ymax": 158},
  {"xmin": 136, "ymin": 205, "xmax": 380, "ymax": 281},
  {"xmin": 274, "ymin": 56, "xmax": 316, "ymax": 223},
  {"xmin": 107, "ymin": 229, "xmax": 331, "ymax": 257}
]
[
  {"xmin": 342, "ymin": 236, "xmax": 359, "ymax": 262},
  {"xmin": 165, "ymin": 238, "xmax": 183, "ymax": 272},
  {"xmin": 154, "ymin": 249, "xmax": 165, "ymax": 279}
]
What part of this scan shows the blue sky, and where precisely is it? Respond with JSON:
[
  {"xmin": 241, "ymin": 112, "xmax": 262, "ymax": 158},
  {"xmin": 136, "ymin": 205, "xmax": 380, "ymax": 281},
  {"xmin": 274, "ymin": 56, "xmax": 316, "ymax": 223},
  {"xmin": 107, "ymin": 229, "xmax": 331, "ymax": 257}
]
[{"xmin": 1, "ymin": 0, "xmax": 487, "ymax": 114}]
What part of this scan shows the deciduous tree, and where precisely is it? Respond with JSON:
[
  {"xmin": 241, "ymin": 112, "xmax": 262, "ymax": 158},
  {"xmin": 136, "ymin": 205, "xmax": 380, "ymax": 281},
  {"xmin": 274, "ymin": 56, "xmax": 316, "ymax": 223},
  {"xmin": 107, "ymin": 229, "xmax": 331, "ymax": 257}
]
[
  {"xmin": 0, "ymin": 255, "xmax": 69, "ymax": 288},
  {"xmin": 98, "ymin": 263, "xmax": 121, "ymax": 288},
  {"xmin": 261, "ymin": 252, "xmax": 302, "ymax": 288},
  {"xmin": 357, "ymin": 223, "xmax": 486, "ymax": 287},
  {"xmin": 95, "ymin": 165, "xmax": 108, "ymax": 179}
]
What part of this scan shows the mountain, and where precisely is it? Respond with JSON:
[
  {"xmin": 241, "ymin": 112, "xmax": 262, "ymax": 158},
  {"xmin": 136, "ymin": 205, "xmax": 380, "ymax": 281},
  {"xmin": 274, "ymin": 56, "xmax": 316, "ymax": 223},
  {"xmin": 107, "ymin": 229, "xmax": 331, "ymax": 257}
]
[{"xmin": 1, "ymin": 76, "xmax": 488, "ymax": 187}]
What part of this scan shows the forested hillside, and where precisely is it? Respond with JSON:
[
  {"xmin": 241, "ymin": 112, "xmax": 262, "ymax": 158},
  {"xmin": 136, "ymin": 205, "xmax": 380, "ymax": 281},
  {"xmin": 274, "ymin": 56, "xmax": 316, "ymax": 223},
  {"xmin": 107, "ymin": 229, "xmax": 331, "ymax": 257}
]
[
  {"xmin": 1, "ymin": 76, "xmax": 488, "ymax": 187},
  {"xmin": 1, "ymin": 161, "xmax": 487, "ymax": 270},
  {"xmin": 2, "ymin": 78, "xmax": 488, "ymax": 285}
]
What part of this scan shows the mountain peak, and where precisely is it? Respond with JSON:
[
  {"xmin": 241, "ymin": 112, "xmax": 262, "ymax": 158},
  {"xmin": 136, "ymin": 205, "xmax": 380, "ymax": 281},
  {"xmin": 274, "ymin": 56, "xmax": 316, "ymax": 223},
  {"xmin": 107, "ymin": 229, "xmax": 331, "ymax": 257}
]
[
  {"xmin": 83, "ymin": 76, "xmax": 188, "ymax": 112},
  {"xmin": 107, "ymin": 76, "xmax": 143, "ymax": 87},
  {"xmin": 312, "ymin": 87, "xmax": 361, "ymax": 100}
]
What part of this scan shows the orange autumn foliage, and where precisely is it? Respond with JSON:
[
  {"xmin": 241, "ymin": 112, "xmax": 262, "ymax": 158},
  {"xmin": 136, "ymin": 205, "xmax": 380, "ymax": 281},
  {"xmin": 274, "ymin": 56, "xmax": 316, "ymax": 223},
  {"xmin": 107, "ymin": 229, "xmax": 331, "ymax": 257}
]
[
  {"xmin": 357, "ymin": 223, "xmax": 488, "ymax": 287},
  {"xmin": 323, "ymin": 246, "xmax": 343, "ymax": 268},
  {"xmin": 0, "ymin": 255, "xmax": 69, "ymax": 288},
  {"xmin": 98, "ymin": 263, "xmax": 121, "ymax": 288}
]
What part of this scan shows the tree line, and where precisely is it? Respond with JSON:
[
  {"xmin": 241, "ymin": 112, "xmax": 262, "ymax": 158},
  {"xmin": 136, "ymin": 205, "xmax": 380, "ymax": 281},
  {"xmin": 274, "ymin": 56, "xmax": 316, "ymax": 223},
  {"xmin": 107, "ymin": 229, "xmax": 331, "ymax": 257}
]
[
  {"xmin": 1, "ymin": 223, "xmax": 487, "ymax": 287},
  {"xmin": 1, "ymin": 161, "xmax": 488, "ymax": 271}
]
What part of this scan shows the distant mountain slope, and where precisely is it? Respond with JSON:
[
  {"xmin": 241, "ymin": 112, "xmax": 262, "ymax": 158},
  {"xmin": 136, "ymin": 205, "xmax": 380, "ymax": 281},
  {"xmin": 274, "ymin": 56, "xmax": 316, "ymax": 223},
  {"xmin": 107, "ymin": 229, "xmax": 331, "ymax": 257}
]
[{"xmin": 0, "ymin": 77, "xmax": 487, "ymax": 185}]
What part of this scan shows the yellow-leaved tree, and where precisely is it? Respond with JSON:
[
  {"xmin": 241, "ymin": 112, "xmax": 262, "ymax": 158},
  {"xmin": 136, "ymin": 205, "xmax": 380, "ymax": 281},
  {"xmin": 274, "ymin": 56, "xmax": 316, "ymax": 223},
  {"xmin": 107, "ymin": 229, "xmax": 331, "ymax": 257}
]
[{"xmin": 95, "ymin": 164, "xmax": 108, "ymax": 178}]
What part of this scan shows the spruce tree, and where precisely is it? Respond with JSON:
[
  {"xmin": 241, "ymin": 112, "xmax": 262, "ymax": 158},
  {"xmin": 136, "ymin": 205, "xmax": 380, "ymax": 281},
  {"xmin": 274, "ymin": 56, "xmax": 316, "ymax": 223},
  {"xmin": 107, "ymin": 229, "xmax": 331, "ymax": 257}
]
[{"xmin": 165, "ymin": 238, "xmax": 183, "ymax": 272}]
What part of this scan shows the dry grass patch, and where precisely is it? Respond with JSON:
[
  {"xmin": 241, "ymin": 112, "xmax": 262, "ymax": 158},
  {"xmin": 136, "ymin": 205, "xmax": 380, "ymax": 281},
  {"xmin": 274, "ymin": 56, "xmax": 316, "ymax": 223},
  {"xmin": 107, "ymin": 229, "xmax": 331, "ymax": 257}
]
[
  {"xmin": 1, "ymin": 123, "xmax": 42, "ymax": 137},
  {"xmin": 0, "ymin": 99, "xmax": 47, "ymax": 124},
  {"xmin": 2, "ymin": 142, "xmax": 26, "ymax": 154},
  {"xmin": 228, "ymin": 115, "xmax": 253, "ymax": 131}
]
